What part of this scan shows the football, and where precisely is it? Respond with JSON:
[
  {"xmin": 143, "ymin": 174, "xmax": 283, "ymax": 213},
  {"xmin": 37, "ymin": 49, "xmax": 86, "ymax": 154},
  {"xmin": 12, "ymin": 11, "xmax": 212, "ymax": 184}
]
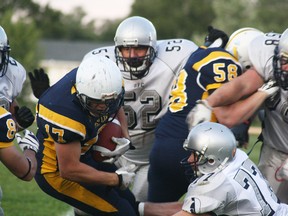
[{"xmin": 92, "ymin": 117, "xmax": 122, "ymax": 162}]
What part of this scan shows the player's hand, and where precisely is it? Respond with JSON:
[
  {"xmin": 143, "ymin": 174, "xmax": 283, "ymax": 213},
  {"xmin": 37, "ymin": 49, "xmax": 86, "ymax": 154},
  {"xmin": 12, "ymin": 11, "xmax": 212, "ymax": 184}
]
[
  {"xmin": 28, "ymin": 68, "xmax": 50, "ymax": 99},
  {"xmin": 204, "ymin": 26, "xmax": 229, "ymax": 48},
  {"xmin": 186, "ymin": 100, "xmax": 212, "ymax": 130},
  {"xmin": 115, "ymin": 164, "xmax": 136, "ymax": 190},
  {"xmin": 14, "ymin": 106, "xmax": 34, "ymax": 130},
  {"xmin": 258, "ymin": 79, "xmax": 279, "ymax": 97},
  {"xmin": 100, "ymin": 137, "xmax": 133, "ymax": 158},
  {"xmin": 15, "ymin": 130, "xmax": 39, "ymax": 153}
]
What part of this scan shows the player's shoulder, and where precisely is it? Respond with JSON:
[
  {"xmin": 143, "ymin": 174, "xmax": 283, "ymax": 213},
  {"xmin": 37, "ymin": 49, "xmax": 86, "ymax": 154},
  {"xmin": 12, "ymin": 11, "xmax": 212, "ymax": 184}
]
[
  {"xmin": 250, "ymin": 32, "xmax": 280, "ymax": 51},
  {"xmin": 188, "ymin": 47, "xmax": 239, "ymax": 67},
  {"xmin": 157, "ymin": 38, "xmax": 198, "ymax": 53},
  {"xmin": 7, "ymin": 56, "xmax": 26, "ymax": 75},
  {"xmin": 249, "ymin": 33, "xmax": 279, "ymax": 77},
  {"xmin": 155, "ymin": 39, "xmax": 198, "ymax": 68},
  {"xmin": 83, "ymin": 45, "xmax": 115, "ymax": 61},
  {"xmin": 0, "ymin": 107, "xmax": 15, "ymax": 144},
  {"xmin": 0, "ymin": 106, "xmax": 12, "ymax": 117}
]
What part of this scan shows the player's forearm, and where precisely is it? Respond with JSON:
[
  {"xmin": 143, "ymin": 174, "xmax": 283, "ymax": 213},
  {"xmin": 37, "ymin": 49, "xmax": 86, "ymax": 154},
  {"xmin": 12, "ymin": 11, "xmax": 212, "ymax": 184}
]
[
  {"xmin": 143, "ymin": 202, "xmax": 182, "ymax": 216},
  {"xmin": 214, "ymin": 91, "xmax": 267, "ymax": 128}
]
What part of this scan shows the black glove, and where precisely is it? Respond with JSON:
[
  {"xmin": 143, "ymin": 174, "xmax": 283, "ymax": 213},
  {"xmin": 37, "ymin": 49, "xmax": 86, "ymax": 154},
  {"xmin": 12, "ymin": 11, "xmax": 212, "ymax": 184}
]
[
  {"xmin": 14, "ymin": 106, "xmax": 35, "ymax": 130},
  {"xmin": 230, "ymin": 121, "xmax": 251, "ymax": 149},
  {"xmin": 204, "ymin": 26, "xmax": 229, "ymax": 48},
  {"xmin": 28, "ymin": 68, "xmax": 50, "ymax": 99}
]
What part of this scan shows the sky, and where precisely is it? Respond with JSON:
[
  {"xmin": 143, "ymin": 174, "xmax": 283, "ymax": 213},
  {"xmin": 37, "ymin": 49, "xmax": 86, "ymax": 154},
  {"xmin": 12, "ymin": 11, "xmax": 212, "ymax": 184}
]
[{"xmin": 33, "ymin": 0, "xmax": 134, "ymax": 22}]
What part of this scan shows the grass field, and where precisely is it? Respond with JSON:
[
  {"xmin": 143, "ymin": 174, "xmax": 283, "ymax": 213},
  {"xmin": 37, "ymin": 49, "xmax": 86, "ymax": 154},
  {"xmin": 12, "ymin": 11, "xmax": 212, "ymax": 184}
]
[{"xmin": 0, "ymin": 130, "xmax": 263, "ymax": 216}]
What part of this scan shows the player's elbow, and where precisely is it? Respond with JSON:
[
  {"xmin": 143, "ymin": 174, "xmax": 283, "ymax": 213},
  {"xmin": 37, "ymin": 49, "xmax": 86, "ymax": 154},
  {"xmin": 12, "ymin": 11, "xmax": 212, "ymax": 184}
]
[{"xmin": 58, "ymin": 166, "xmax": 76, "ymax": 180}]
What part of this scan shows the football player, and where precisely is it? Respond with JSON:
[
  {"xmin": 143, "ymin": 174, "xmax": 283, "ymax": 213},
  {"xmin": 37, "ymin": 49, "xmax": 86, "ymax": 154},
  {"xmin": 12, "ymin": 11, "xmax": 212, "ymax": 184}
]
[
  {"xmin": 172, "ymin": 122, "xmax": 288, "ymax": 216},
  {"xmin": 0, "ymin": 107, "xmax": 39, "ymax": 215},
  {"xmin": 147, "ymin": 39, "xmax": 243, "ymax": 202},
  {"xmin": 0, "ymin": 26, "xmax": 34, "ymax": 131},
  {"xmin": 34, "ymin": 56, "xmax": 138, "ymax": 216},
  {"xmin": 187, "ymin": 28, "xmax": 288, "ymax": 204},
  {"xmin": 82, "ymin": 16, "xmax": 198, "ymax": 202},
  {"xmin": 28, "ymin": 17, "xmax": 231, "ymax": 204}
]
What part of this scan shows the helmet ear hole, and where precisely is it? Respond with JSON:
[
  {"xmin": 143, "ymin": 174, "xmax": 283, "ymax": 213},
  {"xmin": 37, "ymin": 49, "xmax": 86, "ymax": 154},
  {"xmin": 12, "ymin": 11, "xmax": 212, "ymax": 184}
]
[{"xmin": 184, "ymin": 122, "xmax": 237, "ymax": 175}]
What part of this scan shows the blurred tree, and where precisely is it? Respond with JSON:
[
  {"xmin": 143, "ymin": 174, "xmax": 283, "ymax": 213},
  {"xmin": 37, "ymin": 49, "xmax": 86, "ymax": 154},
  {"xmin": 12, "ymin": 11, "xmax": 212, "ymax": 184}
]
[
  {"xmin": 212, "ymin": 0, "xmax": 288, "ymax": 36},
  {"xmin": 253, "ymin": 0, "xmax": 288, "ymax": 33},
  {"xmin": 129, "ymin": 0, "xmax": 215, "ymax": 40},
  {"xmin": 0, "ymin": 0, "xmax": 99, "ymax": 41}
]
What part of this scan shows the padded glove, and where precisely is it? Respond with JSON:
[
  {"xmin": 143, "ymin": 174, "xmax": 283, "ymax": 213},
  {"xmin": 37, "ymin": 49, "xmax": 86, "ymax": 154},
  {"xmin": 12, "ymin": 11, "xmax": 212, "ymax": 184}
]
[
  {"xmin": 28, "ymin": 68, "xmax": 50, "ymax": 99},
  {"xmin": 258, "ymin": 79, "xmax": 279, "ymax": 97},
  {"xmin": 14, "ymin": 106, "xmax": 34, "ymax": 130},
  {"xmin": 100, "ymin": 137, "xmax": 133, "ymax": 158},
  {"xmin": 186, "ymin": 100, "xmax": 212, "ymax": 130},
  {"xmin": 204, "ymin": 26, "xmax": 229, "ymax": 48},
  {"xmin": 15, "ymin": 130, "xmax": 39, "ymax": 153},
  {"xmin": 115, "ymin": 164, "xmax": 136, "ymax": 190}
]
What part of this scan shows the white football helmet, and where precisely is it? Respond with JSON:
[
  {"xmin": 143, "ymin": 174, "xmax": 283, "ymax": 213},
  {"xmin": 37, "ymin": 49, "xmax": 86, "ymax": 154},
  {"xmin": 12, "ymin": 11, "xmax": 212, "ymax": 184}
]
[
  {"xmin": 76, "ymin": 56, "xmax": 124, "ymax": 121},
  {"xmin": 114, "ymin": 16, "xmax": 157, "ymax": 79},
  {"xmin": 273, "ymin": 28, "xmax": 288, "ymax": 90},
  {"xmin": 182, "ymin": 122, "xmax": 236, "ymax": 176},
  {"xmin": 0, "ymin": 26, "xmax": 11, "ymax": 77},
  {"xmin": 225, "ymin": 27, "xmax": 264, "ymax": 71}
]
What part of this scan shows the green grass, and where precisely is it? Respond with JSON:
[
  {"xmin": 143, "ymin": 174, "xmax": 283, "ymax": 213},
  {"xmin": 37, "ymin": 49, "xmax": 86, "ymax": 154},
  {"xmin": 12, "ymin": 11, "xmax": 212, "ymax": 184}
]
[
  {"xmin": 0, "ymin": 167, "xmax": 72, "ymax": 216},
  {"xmin": 0, "ymin": 131, "xmax": 262, "ymax": 216},
  {"xmin": 0, "ymin": 125, "xmax": 73, "ymax": 216}
]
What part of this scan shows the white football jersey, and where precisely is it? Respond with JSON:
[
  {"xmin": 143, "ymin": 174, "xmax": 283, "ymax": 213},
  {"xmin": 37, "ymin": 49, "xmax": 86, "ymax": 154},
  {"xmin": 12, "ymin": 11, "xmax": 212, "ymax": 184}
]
[
  {"xmin": 182, "ymin": 149, "xmax": 287, "ymax": 215},
  {"xmin": 249, "ymin": 32, "xmax": 288, "ymax": 153},
  {"xmin": 0, "ymin": 57, "xmax": 26, "ymax": 110},
  {"xmin": 84, "ymin": 39, "xmax": 198, "ymax": 163}
]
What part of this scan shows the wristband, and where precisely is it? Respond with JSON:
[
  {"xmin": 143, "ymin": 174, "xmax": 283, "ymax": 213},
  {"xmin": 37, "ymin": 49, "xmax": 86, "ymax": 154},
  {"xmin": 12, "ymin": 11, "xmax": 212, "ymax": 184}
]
[
  {"xmin": 23, "ymin": 145, "xmax": 37, "ymax": 154},
  {"xmin": 138, "ymin": 202, "xmax": 145, "ymax": 216},
  {"xmin": 117, "ymin": 174, "xmax": 123, "ymax": 187},
  {"xmin": 19, "ymin": 158, "xmax": 32, "ymax": 180}
]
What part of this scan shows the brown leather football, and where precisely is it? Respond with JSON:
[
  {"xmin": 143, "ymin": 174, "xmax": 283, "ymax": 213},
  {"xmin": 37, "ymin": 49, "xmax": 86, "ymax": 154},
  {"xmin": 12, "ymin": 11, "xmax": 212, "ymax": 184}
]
[{"xmin": 91, "ymin": 118, "xmax": 122, "ymax": 162}]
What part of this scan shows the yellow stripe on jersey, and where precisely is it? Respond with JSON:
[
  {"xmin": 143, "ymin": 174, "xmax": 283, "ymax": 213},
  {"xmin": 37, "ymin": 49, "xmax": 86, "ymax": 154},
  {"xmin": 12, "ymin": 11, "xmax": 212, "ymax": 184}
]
[
  {"xmin": 38, "ymin": 104, "xmax": 86, "ymax": 138},
  {"xmin": 0, "ymin": 107, "xmax": 11, "ymax": 118},
  {"xmin": 44, "ymin": 172, "xmax": 117, "ymax": 212},
  {"xmin": 193, "ymin": 51, "xmax": 238, "ymax": 71},
  {"xmin": 0, "ymin": 141, "xmax": 14, "ymax": 149}
]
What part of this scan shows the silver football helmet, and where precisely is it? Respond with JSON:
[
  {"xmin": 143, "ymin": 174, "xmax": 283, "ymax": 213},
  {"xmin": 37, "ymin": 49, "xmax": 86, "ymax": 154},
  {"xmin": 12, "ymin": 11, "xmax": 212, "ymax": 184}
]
[
  {"xmin": 0, "ymin": 26, "xmax": 11, "ymax": 77},
  {"xmin": 273, "ymin": 28, "xmax": 288, "ymax": 90},
  {"xmin": 225, "ymin": 27, "xmax": 264, "ymax": 71},
  {"xmin": 182, "ymin": 122, "xmax": 237, "ymax": 176},
  {"xmin": 76, "ymin": 55, "xmax": 124, "ymax": 122},
  {"xmin": 114, "ymin": 16, "xmax": 157, "ymax": 79}
]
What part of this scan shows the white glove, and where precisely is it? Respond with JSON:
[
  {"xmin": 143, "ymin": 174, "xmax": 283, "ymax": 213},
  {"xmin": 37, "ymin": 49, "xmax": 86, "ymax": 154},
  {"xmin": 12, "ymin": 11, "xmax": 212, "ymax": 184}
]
[
  {"xmin": 186, "ymin": 100, "xmax": 212, "ymax": 130},
  {"xmin": 100, "ymin": 137, "xmax": 131, "ymax": 158},
  {"xmin": 15, "ymin": 130, "xmax": 39, "ymax": 153},
  {"xmin": 115, "ymin": 164, "xmax": 136, "ymax": 190},
  {"xmin": 258, "ymin": 79, "xmax": 279, "ymax": 97}
]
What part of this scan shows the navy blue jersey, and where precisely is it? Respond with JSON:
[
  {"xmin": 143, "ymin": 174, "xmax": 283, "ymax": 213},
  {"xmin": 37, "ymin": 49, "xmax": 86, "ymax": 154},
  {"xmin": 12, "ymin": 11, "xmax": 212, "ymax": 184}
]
[
  {"xmin": 148, "ymin": 47, "xmax": 242, "ymax": 202},
  {"xmin": 157, "ymin": 47, "xmax": 242, "ymax": 138},
  {"xmin": 36, "ymin": 68, "xmax": 107, "ymax": 174},
  {"xmin": 0, "ymin": 107, "xmax": 16, "ymax": 148}
]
